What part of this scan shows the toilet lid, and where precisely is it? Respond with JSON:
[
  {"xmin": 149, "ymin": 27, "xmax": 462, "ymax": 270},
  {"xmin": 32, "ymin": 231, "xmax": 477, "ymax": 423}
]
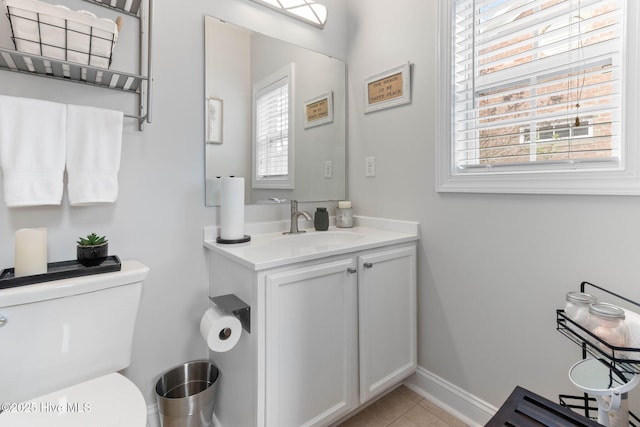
[{"xmin": 0, "ymin": 373, "xmax": 147, "ymax": 427}]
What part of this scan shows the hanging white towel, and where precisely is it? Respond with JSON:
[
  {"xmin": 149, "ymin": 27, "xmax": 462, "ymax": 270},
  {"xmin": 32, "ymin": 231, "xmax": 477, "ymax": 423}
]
[
  {"xmin": 66, "ymin": 104, "xmax": 123, "ymax": 205},
  {"xmin": 0, "ymin": 95, "xmax": 66, "ymax": 207}
]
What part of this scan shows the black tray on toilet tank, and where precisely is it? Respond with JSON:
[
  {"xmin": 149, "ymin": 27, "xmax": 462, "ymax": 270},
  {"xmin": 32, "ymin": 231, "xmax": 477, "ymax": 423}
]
[{"xmin": 0, "ymin": 256, "xmax": 121, "ymax": 290}]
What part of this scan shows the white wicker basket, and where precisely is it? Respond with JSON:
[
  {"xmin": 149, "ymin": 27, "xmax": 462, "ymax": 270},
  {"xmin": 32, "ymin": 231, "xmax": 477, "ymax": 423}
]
[{"xmin": 3, "ymin": 0, "xmax": 119, "ymax": 69}]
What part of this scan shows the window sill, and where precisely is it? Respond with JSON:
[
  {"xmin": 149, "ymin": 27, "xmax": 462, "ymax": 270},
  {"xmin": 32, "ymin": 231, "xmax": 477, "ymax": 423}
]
[{"xmin": 436, "ymin": 168, "xmax": 640, "ymax": 195}]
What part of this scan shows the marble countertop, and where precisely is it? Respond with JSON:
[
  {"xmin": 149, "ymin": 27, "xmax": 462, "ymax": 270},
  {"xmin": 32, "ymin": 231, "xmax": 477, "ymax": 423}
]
[{"xmin": 203, "ymin": 216, "xmax": 420, "ymax": 271}]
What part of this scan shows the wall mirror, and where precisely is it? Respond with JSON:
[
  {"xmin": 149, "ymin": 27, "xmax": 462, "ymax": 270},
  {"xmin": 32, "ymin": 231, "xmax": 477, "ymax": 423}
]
[{"xmin": 204, "ymin": 15, "xmax": 347, "ymax": 206}]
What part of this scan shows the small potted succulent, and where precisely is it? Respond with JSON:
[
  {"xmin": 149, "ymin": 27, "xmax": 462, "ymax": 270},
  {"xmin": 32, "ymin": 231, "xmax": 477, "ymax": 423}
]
[{"xmin": 77, "ymin": 233, "xmax": 108, "ymax": 267}]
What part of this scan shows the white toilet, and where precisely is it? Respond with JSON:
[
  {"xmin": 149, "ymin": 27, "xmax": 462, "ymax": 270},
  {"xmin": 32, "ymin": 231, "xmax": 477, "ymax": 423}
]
[{"xmin": 0, "ymin": 259, "xmax": 149, "ymax": 426}]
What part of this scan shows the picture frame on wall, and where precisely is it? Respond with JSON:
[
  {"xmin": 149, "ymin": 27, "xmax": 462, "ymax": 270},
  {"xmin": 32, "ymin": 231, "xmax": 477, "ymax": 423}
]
[
  {"xmin": 363, "ymin": 62, "xmax": 411, "ymax": 113},
  {"xmin": 206, "ymin": 97, "xmax": 223, "ymax": 144},
  {"xmin": 304, "ymin": 92, "xmax": 334, "ymax": 129}
]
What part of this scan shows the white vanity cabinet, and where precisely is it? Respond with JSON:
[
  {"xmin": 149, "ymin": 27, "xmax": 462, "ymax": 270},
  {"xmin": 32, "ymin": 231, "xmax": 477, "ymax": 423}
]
[
  {"xmin": 265, "ymin": 258, "xmax": 359, "ymax": 427},
  {"xmin": 263, "ymin": 245, "xmax": 417, "ymax": 425},
  {"xmin": 204, "ymin": 220, "xmax": 419, "ymax": 427},
  {"xmin": 358, "ymin": 246, "xmax": 417, "ymax": 403}
]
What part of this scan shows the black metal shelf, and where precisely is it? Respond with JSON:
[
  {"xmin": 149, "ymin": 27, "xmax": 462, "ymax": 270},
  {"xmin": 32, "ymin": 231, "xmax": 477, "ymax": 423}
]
[
  {"xmin": 559, "ymin": 394, "xmax": 640, "ymax": 427},
  {"xmin": 556, "ymin": 281, "xmax": 640, "ymax": 375},
  {"xmin": 557, "ymin": 281, "xmax": 640, "ymax": 421},
  {"xmin": 557, "ymin": 310, "xmax": 640, "ymax": 375},
  {"xmin": 0, "ymin": 256, "xmax": 121, "ymax": 289}
]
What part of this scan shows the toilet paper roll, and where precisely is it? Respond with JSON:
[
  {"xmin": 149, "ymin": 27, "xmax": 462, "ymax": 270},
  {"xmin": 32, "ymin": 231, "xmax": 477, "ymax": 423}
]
[
  {"xmin": 220, "ymin": 177, "xmax": 245, "ymax": 240},
  {"xmin": 200, "ymin": 306, "xmax": 242, "ymax": 352}
]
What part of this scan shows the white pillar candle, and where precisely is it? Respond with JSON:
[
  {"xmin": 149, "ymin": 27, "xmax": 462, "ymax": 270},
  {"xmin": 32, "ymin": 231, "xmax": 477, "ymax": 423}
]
[{"xmin": 14, "ymin": 228, "xmax": 48, "ymax": 277}]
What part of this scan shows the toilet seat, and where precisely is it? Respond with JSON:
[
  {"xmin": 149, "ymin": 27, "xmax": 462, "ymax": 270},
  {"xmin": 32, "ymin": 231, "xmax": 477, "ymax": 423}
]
[{"xmin": 0, "ymin": 373, "xmax": 147, "ymax": 427}]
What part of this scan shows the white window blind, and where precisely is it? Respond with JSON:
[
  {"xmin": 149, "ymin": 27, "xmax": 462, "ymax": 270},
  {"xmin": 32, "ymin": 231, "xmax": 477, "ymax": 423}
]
[
  {"xmin": 454, "ymin": 0, "xmax": 623, "ymax": 170},
  {"xmin": 256, "ymin": 77, "xmax": 289, "ymax": 179}
]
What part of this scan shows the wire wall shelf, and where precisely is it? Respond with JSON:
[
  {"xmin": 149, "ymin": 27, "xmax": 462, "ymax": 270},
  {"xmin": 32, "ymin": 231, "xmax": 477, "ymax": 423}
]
[
  {"xmin": 0, "ymin": 0, "xmax": 153, "ymax": 129},
  {"xmin": 0, "ymin": 47, "xmax": 145, "ymax": 93},
  {"xmin": 83, "ymin": 0, "xmax": 143, "ymax": 16}
]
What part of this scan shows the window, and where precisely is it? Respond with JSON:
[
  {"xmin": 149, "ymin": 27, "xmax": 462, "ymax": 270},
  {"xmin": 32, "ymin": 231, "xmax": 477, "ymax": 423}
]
[
  {"xmin": 519, "ymin": 119, "xmax": 592, "ymax": 162},
  {"xmin": 252, "ymin": 64, "xmax": 295, "ymax": 189},
  {"xmin": 437, "ymin": 0, "xmax": 640, "ymax": 194},
  {"xmin": 257, "ymin": 83, "xmax": 288, "ymax": 178}
]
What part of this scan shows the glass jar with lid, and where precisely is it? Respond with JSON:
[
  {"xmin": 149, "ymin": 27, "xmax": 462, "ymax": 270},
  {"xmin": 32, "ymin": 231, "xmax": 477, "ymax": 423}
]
[
  {"xmin": 588, "ymin": 302, "xmax": 629, "ymax": 357},
  {"xmin": 565, "ymin": 291, "xmax": 597, "ymax": 327},
  {"xmin": 336, "ymin": 201, "xmax": 353, "ymax": 228}
]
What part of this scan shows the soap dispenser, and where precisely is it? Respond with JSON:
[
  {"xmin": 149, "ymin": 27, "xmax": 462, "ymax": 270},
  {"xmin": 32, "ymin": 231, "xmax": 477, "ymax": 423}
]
[{"xmin": 314, "ymin": 207, "xmax": 329, "ymax": 231}]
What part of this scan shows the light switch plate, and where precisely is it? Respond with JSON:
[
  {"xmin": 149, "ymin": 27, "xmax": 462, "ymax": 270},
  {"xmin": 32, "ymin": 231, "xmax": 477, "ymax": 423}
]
[
  {"xmin": 324, "ymin": 160, "xmax": 333, "ymax": 178},
  {"xmin": 365, "ymin": 156, "xmax": 376, "ymax": 177}
]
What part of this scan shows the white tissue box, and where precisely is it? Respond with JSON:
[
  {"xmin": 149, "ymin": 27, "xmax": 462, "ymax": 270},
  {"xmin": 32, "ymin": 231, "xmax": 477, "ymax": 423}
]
[{"xmin": 3, "ymin": 0, "xmax": 119, "ymax": 69}]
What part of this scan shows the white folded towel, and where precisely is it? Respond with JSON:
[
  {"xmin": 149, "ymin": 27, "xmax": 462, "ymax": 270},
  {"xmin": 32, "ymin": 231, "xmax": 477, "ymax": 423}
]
[
  {"xmin": 0, "ymin": 95, "xmax": 66, "ymax": 207},
  {"xmin": 66, "ymin": 104, "xmax": 123, "ymax": 205}
]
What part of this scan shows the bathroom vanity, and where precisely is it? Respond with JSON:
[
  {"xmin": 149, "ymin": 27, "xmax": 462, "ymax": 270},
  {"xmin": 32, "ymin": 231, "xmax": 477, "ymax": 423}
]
[{"xmin": 203, "ymin": 217, "xmax": 419, "ymax": 427}]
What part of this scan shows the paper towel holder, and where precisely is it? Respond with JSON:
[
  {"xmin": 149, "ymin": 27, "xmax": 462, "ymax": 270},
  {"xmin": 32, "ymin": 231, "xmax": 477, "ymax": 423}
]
[{"xmin": 210, "ymin": 294, "xmax": 251, "ymax": 333}]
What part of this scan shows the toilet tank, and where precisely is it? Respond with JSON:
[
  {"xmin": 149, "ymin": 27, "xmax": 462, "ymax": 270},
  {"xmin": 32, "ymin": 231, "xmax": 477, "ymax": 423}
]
[{"xmin": 0, "ymin": 260, "xmax": 149, "ymax": 404}]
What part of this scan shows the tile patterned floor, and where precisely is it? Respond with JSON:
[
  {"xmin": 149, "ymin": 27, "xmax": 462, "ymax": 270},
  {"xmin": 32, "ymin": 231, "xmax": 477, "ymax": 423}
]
[{"xmin": 337, "ymin": 385, "xmax": 469, "ymax": 427}]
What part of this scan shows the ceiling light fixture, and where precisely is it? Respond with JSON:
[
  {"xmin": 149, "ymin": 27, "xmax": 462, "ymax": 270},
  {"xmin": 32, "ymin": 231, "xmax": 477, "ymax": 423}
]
[{"xmin": 250, "ymin": 0, "xmax": 328, "ymax": 29}]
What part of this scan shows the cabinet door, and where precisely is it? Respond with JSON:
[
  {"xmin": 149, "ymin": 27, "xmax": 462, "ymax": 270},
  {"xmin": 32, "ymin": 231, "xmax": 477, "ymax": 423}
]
[
  {"xmin": 358, "ymin": 245, "xmax": 417, "ymax": 403},
  {"xmin": 265, "ymin": 258, "xmax": 358, "ymax": 427}
]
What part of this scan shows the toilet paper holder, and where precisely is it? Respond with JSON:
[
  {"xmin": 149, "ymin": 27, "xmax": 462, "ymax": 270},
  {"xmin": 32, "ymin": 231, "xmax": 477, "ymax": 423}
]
[{"xmin": 210, "ymin": 294, "xmax": 251, "ymax": 333}]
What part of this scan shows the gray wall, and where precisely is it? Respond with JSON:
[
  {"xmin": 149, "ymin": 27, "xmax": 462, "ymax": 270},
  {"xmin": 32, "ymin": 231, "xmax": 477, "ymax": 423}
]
[
  {"xmin": 0, "ymin": 0, "xmax": 347, "ymax": 407},
  {"xmin": 346, "ymin": 0, "xmax": 640, "ymax": 411}
]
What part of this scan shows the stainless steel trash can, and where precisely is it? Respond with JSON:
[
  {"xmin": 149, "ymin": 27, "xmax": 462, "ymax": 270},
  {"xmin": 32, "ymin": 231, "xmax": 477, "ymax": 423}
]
[{"xmin": 155, "ymin": 360, "xmax": 219, "ymax": 427}]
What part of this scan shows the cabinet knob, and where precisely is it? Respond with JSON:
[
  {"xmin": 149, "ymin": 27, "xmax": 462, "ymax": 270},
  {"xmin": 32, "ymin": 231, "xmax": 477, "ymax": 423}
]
[
  {"xmin": 0, "ymin": 316, "xmax": 6, "ymax": 327},
  {"xmin": 347, "ymin": 268, "xmax": 357, "ymax": 274},
  {"xmin": 363, "ymin": 263, "xmax": 373, "ymax": 269}
]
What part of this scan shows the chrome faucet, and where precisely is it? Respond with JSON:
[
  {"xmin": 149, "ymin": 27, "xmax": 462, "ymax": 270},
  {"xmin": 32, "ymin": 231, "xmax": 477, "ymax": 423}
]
[{"xmin": 283, "ymin": 200, "xmax": 312, "ymax": 234}]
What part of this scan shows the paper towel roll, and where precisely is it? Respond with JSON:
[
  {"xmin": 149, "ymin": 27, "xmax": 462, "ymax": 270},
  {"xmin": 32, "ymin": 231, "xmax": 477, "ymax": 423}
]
[
  {"xmin": 200, "ymin": 306, "xmax": 242, "ymax": 352},
  {"xmin": 220, "ymin": 177, "xmax": 245, "ymax": 240}
]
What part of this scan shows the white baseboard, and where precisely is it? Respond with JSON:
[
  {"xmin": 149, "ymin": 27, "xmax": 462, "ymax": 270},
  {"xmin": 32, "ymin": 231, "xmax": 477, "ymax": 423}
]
[
  {"xmin": 403, "ymin": 366, "xmax": 498, "ymax": 427},
  {"xmin": 148, "ymin": 366, "xmax": 496, "ymax": 427}
]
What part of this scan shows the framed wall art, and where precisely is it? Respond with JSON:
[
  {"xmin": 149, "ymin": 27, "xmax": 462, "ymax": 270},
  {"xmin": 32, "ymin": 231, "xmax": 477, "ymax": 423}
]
[
  {"xmin": 304, "ymin": 91, "xmax": 334, "ymax": 129},
  {"xmin": 206, "ymin": 97, "xmax": 223, "ymax": 144},
  {"xmin": 363, "ymin": 62, "xmax": 411, "ymax": 113}
]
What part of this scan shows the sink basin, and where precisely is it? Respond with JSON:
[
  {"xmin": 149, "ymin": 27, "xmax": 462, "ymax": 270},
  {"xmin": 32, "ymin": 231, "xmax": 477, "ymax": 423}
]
[{"xmin": 271, "ymin": 231, "xmax": 365, "ymax": 248}]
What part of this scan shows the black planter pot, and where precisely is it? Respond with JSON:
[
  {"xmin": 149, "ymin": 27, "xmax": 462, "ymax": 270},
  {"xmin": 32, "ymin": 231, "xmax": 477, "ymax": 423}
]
[{"xmin": 77, "ymin": 243, "xmax": 108, "ymax": 267}]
